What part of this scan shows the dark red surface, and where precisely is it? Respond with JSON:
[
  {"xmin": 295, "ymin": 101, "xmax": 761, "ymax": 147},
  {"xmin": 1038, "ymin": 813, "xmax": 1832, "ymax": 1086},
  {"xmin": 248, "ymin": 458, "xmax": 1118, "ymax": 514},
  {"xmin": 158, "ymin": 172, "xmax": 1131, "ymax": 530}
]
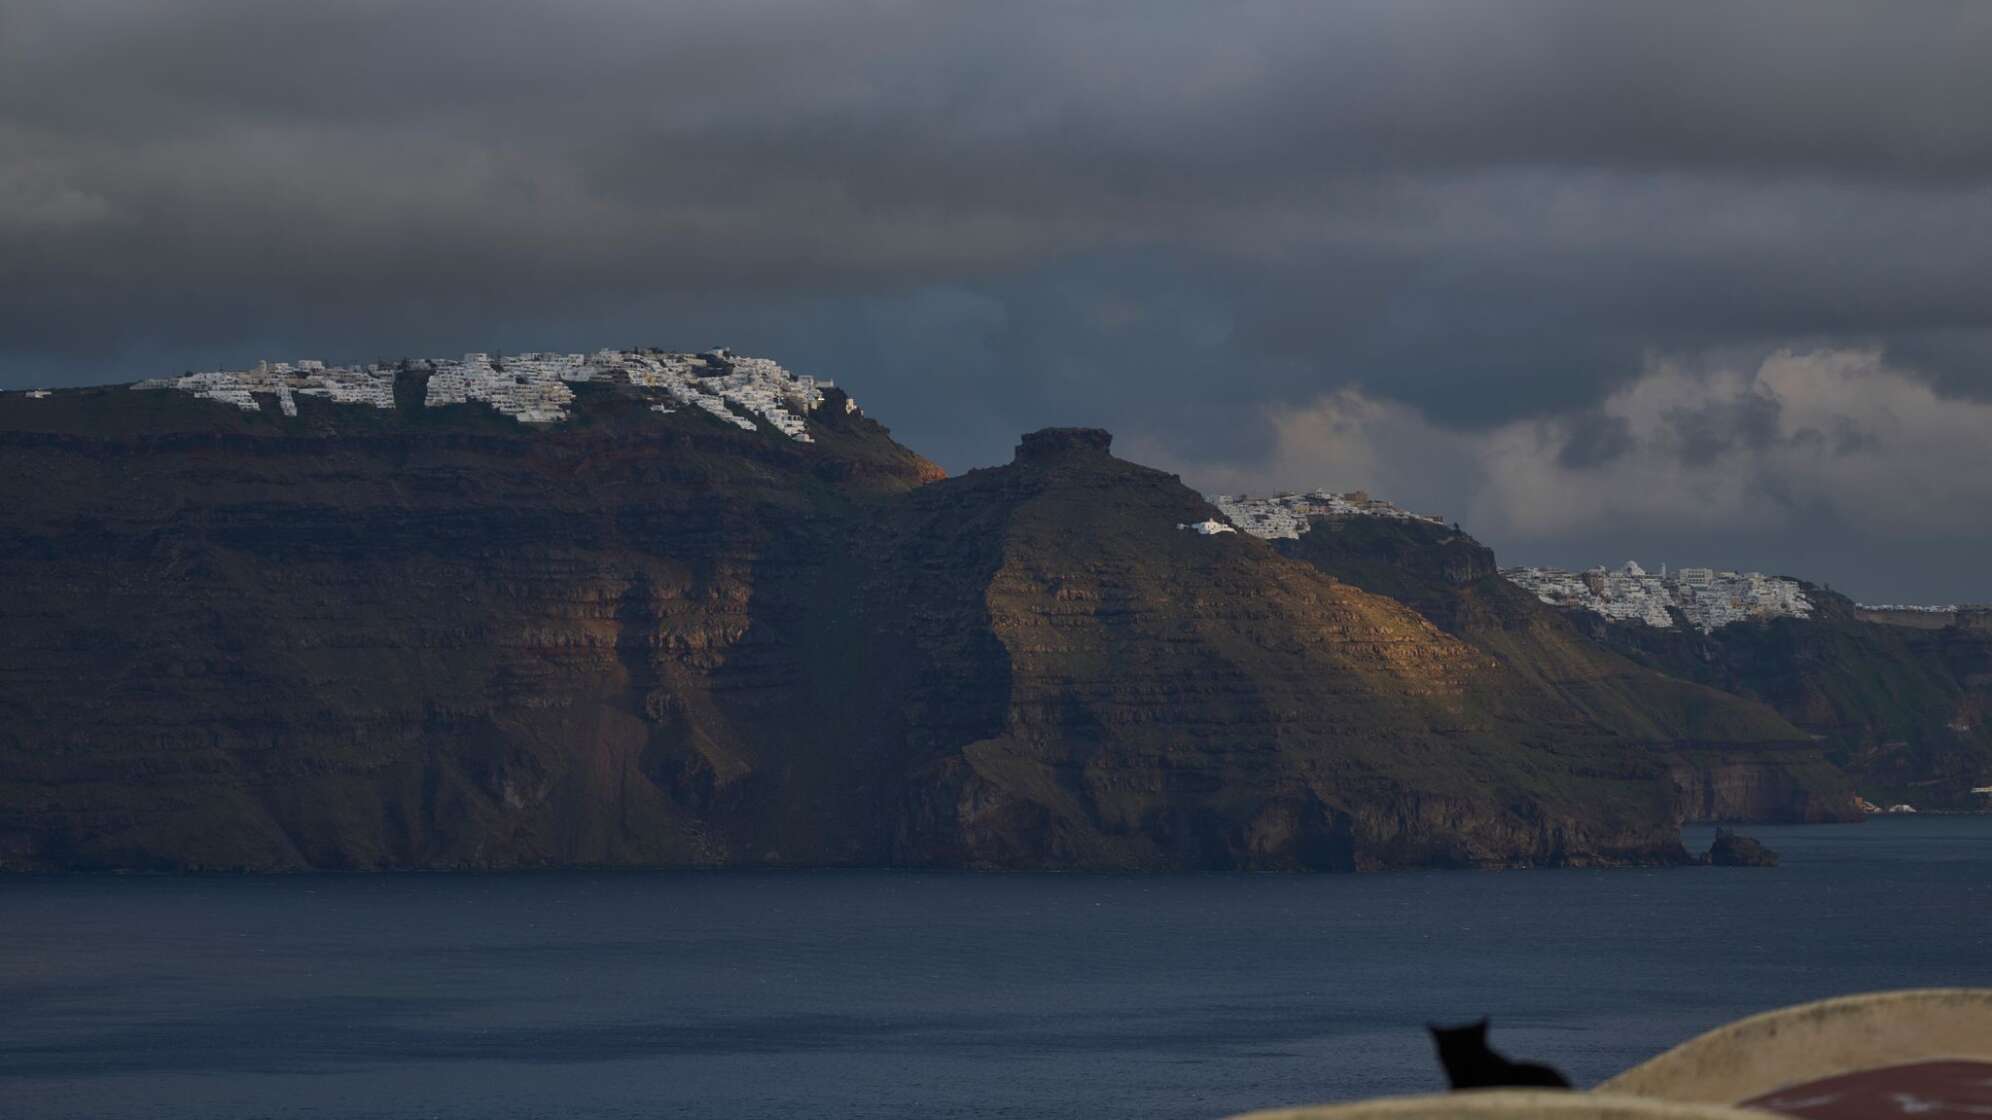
[{"xmin": 1740, "ymin": 1060, "xmax": 1992, "ymax": 1119}]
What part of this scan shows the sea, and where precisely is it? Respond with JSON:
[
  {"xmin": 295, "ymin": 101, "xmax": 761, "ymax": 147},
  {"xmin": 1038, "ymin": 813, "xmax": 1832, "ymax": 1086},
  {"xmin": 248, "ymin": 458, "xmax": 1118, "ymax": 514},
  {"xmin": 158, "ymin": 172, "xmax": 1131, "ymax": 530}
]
[{"xmin": 3, "ymin": 815, "xmax": 1988, "ymax": 1120}]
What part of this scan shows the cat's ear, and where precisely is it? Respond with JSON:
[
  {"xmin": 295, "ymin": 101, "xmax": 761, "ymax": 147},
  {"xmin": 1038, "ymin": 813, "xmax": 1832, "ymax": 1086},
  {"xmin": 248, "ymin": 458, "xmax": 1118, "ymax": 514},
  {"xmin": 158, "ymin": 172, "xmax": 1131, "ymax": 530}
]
[{"xmin": 1474, "ymin": 1018, "xmax": 1490, "ymax": 1035}]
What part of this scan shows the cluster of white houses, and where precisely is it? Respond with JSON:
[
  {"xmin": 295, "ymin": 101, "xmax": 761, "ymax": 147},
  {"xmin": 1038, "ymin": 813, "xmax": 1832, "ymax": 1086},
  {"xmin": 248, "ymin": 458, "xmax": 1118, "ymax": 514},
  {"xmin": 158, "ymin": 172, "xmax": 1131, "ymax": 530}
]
[
  {"xmin": 1207, "ymin": 489, "xmax": 1448, "ymax": 539},
  {"xmin": 134, "ymin": 359, "xmax": 396, "ymax": 417},
  {"xmin": 1207, "ymin": 488, "xmax": 1812, "ymax": 633},
  {"xmin": 129, "ymin": 348, "xmax": 844, "ymax": 441},
  {"xmin": 1502, "ymin": 561, "xmax": 1813, "ymax": 632}
]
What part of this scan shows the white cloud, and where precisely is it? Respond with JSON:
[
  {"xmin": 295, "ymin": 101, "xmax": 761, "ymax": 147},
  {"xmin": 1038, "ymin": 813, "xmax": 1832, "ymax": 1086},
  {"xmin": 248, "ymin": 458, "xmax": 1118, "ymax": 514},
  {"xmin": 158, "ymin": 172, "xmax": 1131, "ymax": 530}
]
[{"xmin": 1156, "ymin": 347, "xmax": 1992, "ymax": 552}]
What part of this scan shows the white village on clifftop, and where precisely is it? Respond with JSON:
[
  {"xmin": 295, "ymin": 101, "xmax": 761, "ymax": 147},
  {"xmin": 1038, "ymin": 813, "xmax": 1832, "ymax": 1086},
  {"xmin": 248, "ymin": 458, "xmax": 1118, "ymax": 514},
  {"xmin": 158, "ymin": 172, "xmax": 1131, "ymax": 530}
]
[
  {"xmin": 22, "ymin": 367, "xmax": 1878, "ymax": 636},
  {"xmin": 1206, "ymin": 490, "xmax": 1813, "ymax": 633},
  {"xmin": 125, "ymin": 348, "xmax": 846, "ymax": 440},
  {"xmin": 1502, "ymin": 561, "xmax": 1813, "ymax": 633},
  {"xmin": 1208, "ymin": 489, "xmax": 1448, "ymax": 538}
]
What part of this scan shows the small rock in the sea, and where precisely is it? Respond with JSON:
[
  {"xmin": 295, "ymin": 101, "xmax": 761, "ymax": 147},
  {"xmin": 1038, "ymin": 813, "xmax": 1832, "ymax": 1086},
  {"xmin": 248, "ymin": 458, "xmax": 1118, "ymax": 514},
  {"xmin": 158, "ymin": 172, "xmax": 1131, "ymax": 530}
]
[{"xmin": 1702, "ymin": 828, "xmax": 1778, "ymax": 867}]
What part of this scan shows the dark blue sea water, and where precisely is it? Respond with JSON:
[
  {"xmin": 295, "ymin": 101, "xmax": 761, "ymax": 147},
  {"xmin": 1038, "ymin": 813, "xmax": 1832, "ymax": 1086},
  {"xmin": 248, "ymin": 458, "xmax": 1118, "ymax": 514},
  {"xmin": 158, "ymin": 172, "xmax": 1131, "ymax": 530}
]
[{"xmin": 3, "ymin": 816, "xmax": 1989, "ymax": 1120}]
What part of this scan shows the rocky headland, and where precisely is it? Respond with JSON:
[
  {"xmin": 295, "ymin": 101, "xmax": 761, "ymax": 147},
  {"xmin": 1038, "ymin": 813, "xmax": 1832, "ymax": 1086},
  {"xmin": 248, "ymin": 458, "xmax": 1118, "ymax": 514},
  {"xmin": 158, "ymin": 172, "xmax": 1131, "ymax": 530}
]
[{"xmin": 0, "ymin": 353, "xmax": 1969, "ymax": 872}]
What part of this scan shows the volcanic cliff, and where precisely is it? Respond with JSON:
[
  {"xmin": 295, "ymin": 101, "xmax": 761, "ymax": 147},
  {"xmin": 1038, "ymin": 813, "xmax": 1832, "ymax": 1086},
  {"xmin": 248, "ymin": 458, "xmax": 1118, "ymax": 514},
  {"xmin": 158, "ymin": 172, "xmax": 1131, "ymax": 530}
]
[
  {"xmin": 1269, "ymin": 516, "xmax": 1858, "ymax": 824},
  {"xmin": 1571, "ymin": 591, "xmax": 1992, "ymax": 811},
  {"xmin": 0, "ymin": 368, "xmax": 1849, "ymax": 870}
]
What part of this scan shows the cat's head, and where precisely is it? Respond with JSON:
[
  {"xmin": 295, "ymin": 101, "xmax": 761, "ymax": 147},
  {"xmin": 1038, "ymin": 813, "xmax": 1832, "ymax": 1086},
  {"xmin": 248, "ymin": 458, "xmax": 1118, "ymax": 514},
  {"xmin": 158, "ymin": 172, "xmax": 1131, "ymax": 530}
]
[{"xmin": 1428, "ymin": 1018, "xmax": 1491, "ymax": 1052}]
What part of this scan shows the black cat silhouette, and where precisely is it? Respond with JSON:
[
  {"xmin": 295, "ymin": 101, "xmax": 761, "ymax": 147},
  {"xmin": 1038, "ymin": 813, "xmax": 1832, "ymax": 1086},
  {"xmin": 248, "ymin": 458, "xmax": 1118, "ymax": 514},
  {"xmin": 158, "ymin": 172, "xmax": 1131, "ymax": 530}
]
[{"xmin": 1429, "ymin": 1018, "xmax": 1571, "ymax": 1089}]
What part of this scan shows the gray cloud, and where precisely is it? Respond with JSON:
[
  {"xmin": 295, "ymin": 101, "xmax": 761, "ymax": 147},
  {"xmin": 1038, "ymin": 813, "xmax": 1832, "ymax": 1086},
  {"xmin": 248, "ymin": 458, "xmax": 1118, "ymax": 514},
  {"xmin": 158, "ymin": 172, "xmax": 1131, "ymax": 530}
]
[
  {"xmin": 1662, "ymin": 390, "xmax": 1783, "ymax": 465},
  {"xmin": 1556, "ymin": 412, "xmax": 1636, "ymax": 469},
  {"xmin": 4, "ymin": 1, "xmax": 1992, "ymax": 596}
]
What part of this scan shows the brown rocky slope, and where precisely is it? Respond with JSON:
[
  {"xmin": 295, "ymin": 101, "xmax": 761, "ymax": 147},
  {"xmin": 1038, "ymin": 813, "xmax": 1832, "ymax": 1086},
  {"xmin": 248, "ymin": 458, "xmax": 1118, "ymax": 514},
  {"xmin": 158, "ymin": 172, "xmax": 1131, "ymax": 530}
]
[
  {"xmin": 0, "ymin": 379, "xmax": 1833, "ymax": 870},
  {"xmin": 1574, "ymin": 591, "xmax": 1992, "ymax": 811},
  {"xmin": 1270, "ymin": 516, "xmax": 1858, "ymax": 824}
]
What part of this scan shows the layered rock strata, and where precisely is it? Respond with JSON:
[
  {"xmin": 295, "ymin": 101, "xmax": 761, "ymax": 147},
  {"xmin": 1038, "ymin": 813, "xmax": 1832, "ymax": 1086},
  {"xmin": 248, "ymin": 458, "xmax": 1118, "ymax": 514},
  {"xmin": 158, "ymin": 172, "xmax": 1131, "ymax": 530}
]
[
  {"xmin": 1259, "ymin": 515, "xmax": 1859, "ymax": 824},
  {"xmin": 0, "ymin": 376, "xmax": 1860, "ymax": 870}
]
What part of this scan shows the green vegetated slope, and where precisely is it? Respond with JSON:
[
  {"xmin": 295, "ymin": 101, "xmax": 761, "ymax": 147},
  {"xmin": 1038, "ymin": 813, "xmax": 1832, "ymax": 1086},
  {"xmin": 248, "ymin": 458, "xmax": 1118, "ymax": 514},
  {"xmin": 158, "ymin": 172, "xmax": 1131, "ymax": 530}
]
[{"xmin": 1272, "ymin": 516, "xmax": 1857, "ymax": 823}]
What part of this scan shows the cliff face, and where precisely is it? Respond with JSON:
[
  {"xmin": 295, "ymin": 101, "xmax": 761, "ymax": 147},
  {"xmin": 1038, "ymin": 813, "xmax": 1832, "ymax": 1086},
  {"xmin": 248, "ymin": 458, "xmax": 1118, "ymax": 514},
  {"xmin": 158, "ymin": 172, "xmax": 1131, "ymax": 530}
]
[
  {"xmin": 0, "ymin": 379, "xmax": 940, "ymax": 870},
  {"xmin": 1666, "ymin": 751, "xmax": 1858, "ymax": 824},
  {"xmin": 864, "ymin": 430, "xmax": 1691, "ymax": 870},
  {"xmin": 0, "ymin": 385, "xmax": 1719, "ymax": 870},
  {"xmin": 1575, "ymin": 591, "xmax": 1992, "ymax": 810},
  {"xmin": 1271, "ymin": 517, "xmax": 1860, "ymax": 824}
]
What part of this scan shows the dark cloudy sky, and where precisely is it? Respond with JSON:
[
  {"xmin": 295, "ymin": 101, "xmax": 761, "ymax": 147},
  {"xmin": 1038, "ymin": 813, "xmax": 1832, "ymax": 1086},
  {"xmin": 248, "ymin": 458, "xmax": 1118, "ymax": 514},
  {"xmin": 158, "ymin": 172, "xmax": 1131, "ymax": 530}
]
[{"xmin": 6, "ymin": 1, "xmax": 1992, "ymax": 600}]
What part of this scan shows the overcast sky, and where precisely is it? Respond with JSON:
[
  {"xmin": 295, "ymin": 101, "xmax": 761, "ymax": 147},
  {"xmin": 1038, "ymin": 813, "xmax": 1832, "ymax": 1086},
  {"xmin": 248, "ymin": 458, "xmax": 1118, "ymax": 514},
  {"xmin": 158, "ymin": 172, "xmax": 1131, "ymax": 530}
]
[{"xmin": 5, "ymin": 1, "xmax": 1992, "ymax": 599}]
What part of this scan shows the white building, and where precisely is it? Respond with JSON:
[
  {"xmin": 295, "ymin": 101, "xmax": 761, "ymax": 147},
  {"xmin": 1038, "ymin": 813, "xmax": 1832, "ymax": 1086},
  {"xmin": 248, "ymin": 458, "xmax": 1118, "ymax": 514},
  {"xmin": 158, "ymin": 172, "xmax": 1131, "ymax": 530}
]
[
  {"xmin": 1502, "ymin": 561, "xmax": 1813, "ymax": 633},
  {"xmin": 1208, "ymin": 489, "xmax": 1447, "ymax": 540},
  {"xmin": 132, "ymin": 347, "xmax": 840, "ymax": 442}
]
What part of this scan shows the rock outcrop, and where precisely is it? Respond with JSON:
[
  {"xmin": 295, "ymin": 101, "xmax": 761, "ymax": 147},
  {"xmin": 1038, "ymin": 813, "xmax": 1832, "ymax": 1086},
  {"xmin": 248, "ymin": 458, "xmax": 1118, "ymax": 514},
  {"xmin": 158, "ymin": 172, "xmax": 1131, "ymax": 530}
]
[
  {"xmin": 1013, "ymin": 426, "xmax": 1115, "ymax": 462},
  {"xmin": 1702, "ymin": 828, "xmax": 1778, "ymax": 867}
]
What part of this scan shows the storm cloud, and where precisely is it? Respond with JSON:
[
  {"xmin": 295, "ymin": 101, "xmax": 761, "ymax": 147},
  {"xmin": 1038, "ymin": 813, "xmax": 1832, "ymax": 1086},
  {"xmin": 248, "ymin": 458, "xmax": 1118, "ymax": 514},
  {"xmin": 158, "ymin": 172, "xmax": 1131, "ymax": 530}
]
[{"xmin": 4, "ymin": 1, "xmax": 1992, "ymax": 597}]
